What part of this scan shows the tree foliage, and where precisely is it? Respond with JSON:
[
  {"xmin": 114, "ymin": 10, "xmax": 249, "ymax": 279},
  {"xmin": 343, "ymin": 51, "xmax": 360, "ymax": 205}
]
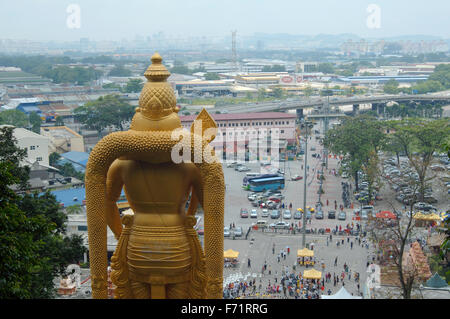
[
  {"xmin": 108, "ymin": 65, "xmax": 132, "ymax": 77},
  {"xmin": 324, "ymin": 115, "xmax": 386, "ymax": 196},
  {"xmin": 123, "ymin": 78, "xmax": 143, "ymax": 93},
  {"xmin": 0, "ymin": 127, "xmax": 86, "ymax": 298},
  {"xmin": 262, "ymin": 65, "xmax": 286, "ymax": 72},
  {"xmin": 386, "ymin": 118, "xmax": 450, "ymax": 202},
  {"xmin": 0, "ymin": 110, "xmax": 29, "ymax": 128},
  {"xmin": 74, "ymin": 94, "xmax": 135, "ymax": 133}
]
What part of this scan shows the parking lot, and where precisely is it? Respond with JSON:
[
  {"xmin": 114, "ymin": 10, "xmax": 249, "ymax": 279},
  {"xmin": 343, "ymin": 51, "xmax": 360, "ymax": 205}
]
[{"xmin": 194, "ymin": 120, "xmax": 449, "ymax": 298}]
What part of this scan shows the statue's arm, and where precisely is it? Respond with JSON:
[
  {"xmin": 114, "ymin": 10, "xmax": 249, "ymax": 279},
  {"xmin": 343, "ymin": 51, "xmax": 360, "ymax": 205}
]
[
  {"xmin": 105, "ymin": 159, "xmax": 124, "ymax": 239},
  {"xmin": 199, "ymin": 162, "xmax": 225, "ymax": 298}
]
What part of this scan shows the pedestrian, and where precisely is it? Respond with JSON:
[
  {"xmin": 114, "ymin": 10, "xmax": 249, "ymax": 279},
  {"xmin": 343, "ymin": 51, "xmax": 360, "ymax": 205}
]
[
  {"xmin": 334, "ymin": 257, "xmax": 338, "ymax": 266},
  {"xmin": 248, "ymin": 258, "xmax": 251, "ymax": 268},
  {"xmin": 268, "ymin": 265, "xmax": 272, "ymax": 275},
  {"xmin": 351, "ymin": 242, "xmax": 353, "ymax": 249}
]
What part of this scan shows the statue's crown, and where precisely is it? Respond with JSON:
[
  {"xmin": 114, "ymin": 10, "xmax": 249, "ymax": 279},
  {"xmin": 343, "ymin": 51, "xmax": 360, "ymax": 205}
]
[{"xmin": 138, "ymin": 52, "xmax": 178, "ymax": 120}]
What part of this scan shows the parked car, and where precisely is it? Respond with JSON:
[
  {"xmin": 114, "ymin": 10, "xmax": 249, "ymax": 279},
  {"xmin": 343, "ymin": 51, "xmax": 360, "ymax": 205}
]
[
  {"xmin": 306, "ymin": 211, "xmax": 312, "ymax": 220},
  {"xmin": 261, "ymin": 209, "xmax": 269, "ymax": 217},
  {"xmin": 224, "ymin": 227, "xmax": 231, "ymax": 237},
  {"xmin": 269, "ymin": 221, "xmax": 290, "ymax": 229},
  {"xmin": 338, "ymin": 211, "xmax": 346, "ymax": 221},
  {"xmin": 253, "ymin": 220, "xmax": 268, "ymax": 229},
  {"xmin": 250, "ymin": 209, "xmax": 258, "ymax": 218},
  {"xmin": 233, "ymin": 226, "xmax": 243, "ymax": 237},
  {"xmin": 226, "ymin": 161, "xmax": 238, "ymax": 168},
  {"xmin": 315, "ymin": 211, "xmax": 324, "ymax": 219},
  {"xmin": 291, "ymin": 175, "xmax": 303, "ymax": 181},
  {"xmin": 294, "ymin": 211, "xmax": 302, "ymax": 219},
  {"xmin": 237, "ymin": 165, "xmax": 251, "ymax": 172},
  {"xmin": 283, "ymin": 210, "xmax": 292, "ymax": 219},
  {"xmin": 240, "ymin": 209, "xmax": 248, "ymax": 218},
  {"xmin": 328, "ymin": 211, "xmax": 336, "ymax": 219},
  {"xmin": 270, "ymin": 209, "xmax": 280, "ymax": 219},
  {"xmin": 361, "ymin": 211, "xmax": 368, "ymax": 220}
]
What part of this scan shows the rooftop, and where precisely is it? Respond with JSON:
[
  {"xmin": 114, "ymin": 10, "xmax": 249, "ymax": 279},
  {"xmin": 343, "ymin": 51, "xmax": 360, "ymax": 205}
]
[
  {"xmin": 41, "ymin": 126, "xmax": 82, "ymax": 139},
  {"xmin": 180, "ymin": 112, "xmax": 296, "ymax": 122}
]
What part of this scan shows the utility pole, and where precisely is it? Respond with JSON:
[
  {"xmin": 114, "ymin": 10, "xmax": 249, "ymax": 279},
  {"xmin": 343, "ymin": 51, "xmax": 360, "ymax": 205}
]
[{"xmin": 302, "ymin": 124, "xmax": 309, "ymax": 248}]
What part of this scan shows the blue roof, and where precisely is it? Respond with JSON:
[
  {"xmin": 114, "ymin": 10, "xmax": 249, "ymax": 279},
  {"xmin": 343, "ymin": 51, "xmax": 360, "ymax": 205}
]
[
  {"xmin": 250, "ymin": 176, "xmax": 285, "ymax": 183},
  {"xmin": 46, "ymin": 187, "xmax": 126, "ymax": 207},
  {"xmin": 60, "ymin": 151, "xmax": 90, "ymax": 166}
]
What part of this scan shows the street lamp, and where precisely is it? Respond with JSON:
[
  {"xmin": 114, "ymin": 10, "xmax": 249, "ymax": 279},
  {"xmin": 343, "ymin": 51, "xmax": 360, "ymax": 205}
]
[{"xmin": 301, "ymin": 124, "xmax": 310, "ymax": 248}]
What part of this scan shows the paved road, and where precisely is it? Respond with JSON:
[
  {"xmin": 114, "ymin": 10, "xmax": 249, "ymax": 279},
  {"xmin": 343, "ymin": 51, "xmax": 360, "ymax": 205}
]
[{"xmin": 196, "ymin": 120, "xmax": 374, "ymax": 298}]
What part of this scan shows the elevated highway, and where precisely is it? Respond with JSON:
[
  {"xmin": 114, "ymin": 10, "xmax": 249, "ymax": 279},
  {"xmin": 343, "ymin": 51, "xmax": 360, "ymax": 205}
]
[{"xmin": 215, "ymin": 93, "xmax": 450, "ymax": 114}]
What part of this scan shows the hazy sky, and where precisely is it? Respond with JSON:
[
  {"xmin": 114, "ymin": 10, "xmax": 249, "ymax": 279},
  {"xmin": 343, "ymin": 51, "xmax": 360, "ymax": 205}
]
[{"xmin": 1, "ymin": 0, "xmax": 449, "ymax": 41}]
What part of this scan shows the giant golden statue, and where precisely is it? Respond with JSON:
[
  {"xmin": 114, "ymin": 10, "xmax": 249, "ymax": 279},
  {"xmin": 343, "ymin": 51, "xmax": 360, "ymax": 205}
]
[{"xmin": 85, "ymin": 53, "xmax": 225, "ymax": 299}]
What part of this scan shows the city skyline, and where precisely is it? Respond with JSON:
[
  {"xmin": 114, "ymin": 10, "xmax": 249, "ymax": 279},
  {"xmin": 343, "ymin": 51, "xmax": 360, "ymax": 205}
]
[{"xmin": 1, "ymin": 0, "xmax": 450, "ymax": 42}]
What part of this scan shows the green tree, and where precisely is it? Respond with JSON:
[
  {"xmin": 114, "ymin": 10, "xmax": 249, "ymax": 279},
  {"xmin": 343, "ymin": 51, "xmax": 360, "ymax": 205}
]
[
  {"xmin": 387, "ymin": 119, "xmax": 450, "ymax": 202},
  {"xmin": 410, "ymin": 80, "xmax": 444, "ymax": 94},
  {"xmin": 108, "ymin": 65, "xmax": 132, "ymax": 77},
  {"xmin": 303, "ymin": 86, "xmax": 314, "ymax": 97},
  {"xmin": 429, "ymin": 64, "xmax": 450, "ymax": 89},
  {"xmin": 324, "ymin": 115, "xmax": 386, "ymax": 196},
  {"xmin": 28, "ymin": 112, "xmax": 42, "ymax": 134},
  {"xmin": 257, "ymin": 88, "xmax": 267, "ymax": 100},
  {"xmin": 204, "ymin": 73, "xmax": 220, "ymax": 81},
  {"xmin": 74, "ymin": 95, "xmax": 135, "ymax": 135},
  {"xmin": 49, "ymin": 152, "xmax": 61, "ymax": 167},
  {"xmin": 0, "ymin": 109, "xmax": 29, "ymax": 128},
  {"xmin": 65, "ymin": 205, "xmax": 83, "ymax": 215},
  {"xmin": 0, "ymin": 127, "xmax": 86, "ymax": 298},
  {"xmin": 272, "ymin": 87, "xmax": 284, "ymax": 99},
  {"xmin": 262, "ymin": 65, "xmax": 286, "ymax": 72},
  {"xmin": 123, "ymin": 78, "xmax": 144, "ymax": 93},
  {"xmin": 383, "ymin": 79, "xmax": 400, "ymax": 94},
  {"xmin": 317, "ymin": 63, "xmax": 335, "ymax": 74},
  {"xmin": 54, "ymin": 116, "xmax": 64, "ymax": 126}
]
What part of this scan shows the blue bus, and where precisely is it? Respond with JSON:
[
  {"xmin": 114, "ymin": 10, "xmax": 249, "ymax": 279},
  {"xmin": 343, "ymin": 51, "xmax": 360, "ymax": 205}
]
[
  {"xmin": 248, "ymin": 176, "xmax": 285, "ymax": 192},
  {"xmin": 243, "ymin": 174, "xmax": 280, "ymax": 187}
]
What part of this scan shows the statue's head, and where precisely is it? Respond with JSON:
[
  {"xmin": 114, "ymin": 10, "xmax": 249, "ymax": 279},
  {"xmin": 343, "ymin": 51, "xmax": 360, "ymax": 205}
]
[{"xmin": 130, "ymin": 52, "xmax": 181, "ymax": 132}]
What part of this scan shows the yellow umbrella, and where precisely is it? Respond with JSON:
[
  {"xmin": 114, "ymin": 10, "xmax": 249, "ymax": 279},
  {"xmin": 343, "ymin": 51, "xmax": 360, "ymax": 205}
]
[
  {"xmin": 297, "ymin": 208, "xmax": 304, "ymax": 212},
  {"xmin": 224, "ymin": 249, "xmax": 240, "ymax": 259},
  {"xmin": 303, "ymin": 268, "xmax": 322, "ymax": 279},
  {"xmin": 297, "ymin": 247, "xmax": 314, "ymax": 257}
]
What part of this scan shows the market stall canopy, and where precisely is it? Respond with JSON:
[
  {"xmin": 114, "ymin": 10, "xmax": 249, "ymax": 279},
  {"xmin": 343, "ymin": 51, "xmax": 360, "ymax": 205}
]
[
  {"xmin": 425, "ymin": 273, "xmax": 448, "ymax": 289},
  {"xmin": 297, "ymin": 248, "xmax": 314, "ymax": 257},
  {"xmin": 303, "ymin": 268, "xmax": 322, "ymax": 279},
  {"xmin": 413, "ymin": 212, "xmax": 441, "ymax": 221},
  {"xmin": 376, "ymin": 211, "xmax": 396, "ymax": 219},
  {"xmin": 224, "ymin": 249, "xmax": 239, "ymax": 259},
  {"xmin": 321, "ymin": 287, "xmax": 362, "ymax": 299}
]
